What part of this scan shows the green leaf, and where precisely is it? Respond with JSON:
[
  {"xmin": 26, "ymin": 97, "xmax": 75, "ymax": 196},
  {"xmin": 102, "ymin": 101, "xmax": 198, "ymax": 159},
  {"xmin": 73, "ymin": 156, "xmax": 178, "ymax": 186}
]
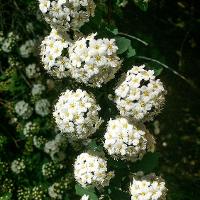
[
  {"xmin": 115, "ymin": 37, "xmax": 131, "ymax": 54},
  {"xmin": 127, "ymin": 46, "xmax": 136, "ymax": 58},
  {"xmin": 134, "ymin": 152, "xmax": 160, "ymax": 173},
  {"xmin": 75, "ymin": 184, "xmax": 98, "ymax": 200}
]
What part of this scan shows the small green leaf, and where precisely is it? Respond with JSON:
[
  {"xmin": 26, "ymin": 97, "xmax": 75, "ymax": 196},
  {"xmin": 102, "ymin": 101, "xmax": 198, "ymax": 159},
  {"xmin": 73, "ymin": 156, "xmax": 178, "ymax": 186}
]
[
  {"xmin": 75, "ymin": 184, "xmax": 98, "ymax": 200},
  {"xmin": 115, "ymin": 37, "xmax": 131, "ymax": 54},
  {"xmin": 127, "ymin": 46, "xmax": 136, "ymax": 58}
]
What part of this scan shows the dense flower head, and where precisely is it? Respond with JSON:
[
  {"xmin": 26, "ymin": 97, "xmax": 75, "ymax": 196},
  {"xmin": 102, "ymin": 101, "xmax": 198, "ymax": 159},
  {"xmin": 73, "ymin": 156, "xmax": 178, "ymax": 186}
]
[
  {"xmin": 81, "ymin": 195, "xmax": 89, "ymax": 200},
  {"xmin": 115, "ymin": 65, "xmax": 166, "ymax": 122},
  {"xmin": 32, "ymin": 186, "xmax": 47, "ymax": 200},
  {"xmin": 38, "ymin": 0, "xmax": 96, "ymax": 33},
  {"xmin": 48, "ymin": 182, "xmax": 64, "ymax": 199},
  {"xmin": 40, "ymin": 29, "xmax": 72, "ymax": 78},
  {"xmin": 31, "ymin": 83, "xmax": 46, "ymax": 96},
  {"xmin": 35, "ymin": 98, "xmax": 51, "ymax": 117},
  {"xmin": 23, "ymin": 121, "xmax": 40, "ymax": 138},
  {"xmin": 53, "ymin": 89, "xmax": 102, "ymax": 139},
  {"xmin": 68, "ymin": 33, "xmax": 121, "ymax": 87},
  {"xmin": 74, "ymin": 152, "xmax": 114, "ymax": 188},
  {"xmin": 11, "ymin": 158, "xmax": 25, "ymax": 174},
  {"xmin": 104, "ymin": 117, "xmax": 155, "ymax": 161},
  {"xmin": 130, "ymin": 171, "xmax": 167, "ymax": 200},
  {"xmin": 15, "ymin": 100, "xmax": 33, "ymax": 119},
  {"xmin": 44, "ymin": 134, "xmax": 68, "ymax": 161},
  {"xmin": 25, "ymin": 63, "xmax": 40, "ymax": 79},
  {"xmin": 19, "ymin": 39, "xmax": 36, "ymax": 58}
]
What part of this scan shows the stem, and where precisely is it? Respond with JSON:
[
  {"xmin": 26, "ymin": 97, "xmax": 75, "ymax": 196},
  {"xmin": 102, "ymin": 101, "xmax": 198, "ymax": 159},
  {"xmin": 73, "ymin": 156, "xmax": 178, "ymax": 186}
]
[
  {"xmin": 135, "ymin": 55, "xmax": 199, "ymax": 92},
  {"xmin": 118, "ymin": 32, "xmax": 149, "ymax": 46}
]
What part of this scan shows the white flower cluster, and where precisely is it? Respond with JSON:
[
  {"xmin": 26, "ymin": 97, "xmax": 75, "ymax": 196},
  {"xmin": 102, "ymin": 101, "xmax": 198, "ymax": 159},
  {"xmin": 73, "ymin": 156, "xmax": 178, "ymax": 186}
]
[
  {"xmin": 42, "ymin": 161, "xmax": 64, "ymax": 178},
  {"xmin": 23, "ymin": 121, "xmax": 39, "ymax": 138},
  {"xmin": 38, "ymin": 0, "xmax": 96, "ymax": 32},
  {"xmin": 1, "ymin": 32, "xmax": 19, "ymax": 53},
  {"xmin": 44, "ymin": 134, "xmax": 68, "ymax": 161},
  {"xmin": 31, "ymin": 83, "xmax": 46, "ymax": 96},
  {"xmin": 74, "ymin": 152, "xmax": 114, "ymax": 188},
  {"xmin": 25, "ymin": 63, "xmax": 40, "ymax": 79},
  {"xmin": 130, "ymin": 172, "xmax": 167, "ymax": 200},
  {"xmin": 19, "ymin": 39, "xmax": 36, "ymax": 58},
  {"xmin": 48, "ymin": 182, "xmax": 64, "ymax": 199},
  {"xmin": 68, "ymin": 33, "xmax": 121, "ymax": 87},
  {"xmin": 33, "ymin": 135, "xmax": 47, "ymax": 149},
  {"xmin": 81, "ymin": 195, "xmax": 89, "ymax": 200},
  {"xmin": 35, "ymin": 99, "xmax": 50, "ymax": 117},
  {"xmin": 40, "ymin": 29, "xmax": 72, "ymax": 78},
  {"xmin": 53, "ymin": 89, "xmax": 102, "ymax": 139},
  {"xmin": 11, "ymin": 158, "xmax": 25, "ymax": 174},
  {"xmin": 115, "ymin": 65, "xmax": 166, "ymax": 121},
  {"xmin": 15, "ymin": 100, "xmax": 33, "ymax": 119},
  {"xmin": 104, "ymin": 118, "xmax": 155, "ymax": 161}
]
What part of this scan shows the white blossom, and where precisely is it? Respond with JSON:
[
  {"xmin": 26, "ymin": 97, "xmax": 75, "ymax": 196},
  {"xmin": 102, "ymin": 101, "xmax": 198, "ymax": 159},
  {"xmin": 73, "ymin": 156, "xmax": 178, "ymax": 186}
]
[
  {"xmin": 35, "ymin": 99, "xmax": 50, "ymax": 117},
  {"xmin": 38, "ymin": 0, "xmax": 96, "ymax": 33},
  {"xmin": 25, "ymin": 63, "xmax": 40, "ymax": 79},
  {"xmin": 40, "ymin": 29, "xmax": 72, "ymax": 78},
  {"xmin": 130, "ymin": 172, "xmax": 167, "ymax": 200},
  {"xmin": 68, "ymin": 33, "xmax": 121, "ymax": 87},
  {"xmin": 48, "ymin": 182, "xmax": 64, "ymax": 199},
  {"xmin": 74, "ymin": 153, "xmax": 114, "ymax": 188},
  {"xmin": 81, "ymin": 194, "xmax": 89, "ymax": 200},
  {"xmin": 53, "ymin": 89, "xmax": 102, "ymax": 139},
  {"xmin": 11, "ymin": 158, "xmax": 25, "ymax": 174},
  {"xmin": 15, "ymin": 100, "xmax": 33, "ymax": 119},
  {"xmin": 31, "ymin": 83, "xmax": 45, "ymax": 96},
  {"xmin": 23, "ymin": 121, "xmax": 39, "ymax": 138},
  {"xmin": 19, "ymin": 39, "xmax": 36, "ymax": 58},
  {"xmin": 104, "ymin": 117, "xmax": 155, "ymax": 161},
  {"xmin": 115, "ymin": 65, "xmax": 166, "ymax": 122}
]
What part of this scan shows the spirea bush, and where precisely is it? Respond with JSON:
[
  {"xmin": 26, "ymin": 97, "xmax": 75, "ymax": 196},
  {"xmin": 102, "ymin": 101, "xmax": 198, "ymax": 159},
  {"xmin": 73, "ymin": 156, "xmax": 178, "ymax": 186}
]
[{"xmin": 0, "ymin": 0, "xmax": 169, "ymax": 199}]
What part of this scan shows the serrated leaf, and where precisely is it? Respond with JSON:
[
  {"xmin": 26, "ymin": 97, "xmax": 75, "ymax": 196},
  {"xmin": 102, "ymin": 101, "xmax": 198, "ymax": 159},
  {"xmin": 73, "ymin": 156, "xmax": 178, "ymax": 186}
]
[
  {"xmin": 127, "ymin": 46, "xmax": 136, "ymax": 58},
  {"xmin": 115, "ymin": 37, "xmax": 131, "ymax": 54},
  {"xmin": 75, "ymin": 184, "xmax": 98, "ymax": 200}
]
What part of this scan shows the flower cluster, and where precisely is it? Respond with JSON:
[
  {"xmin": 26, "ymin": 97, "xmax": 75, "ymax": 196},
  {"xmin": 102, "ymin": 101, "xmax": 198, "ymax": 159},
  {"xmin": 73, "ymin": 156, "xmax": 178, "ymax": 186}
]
[
  {"xmin": 48, "ymin": 182, "xmax": 65, "ymax": 199},
  {"xmin": 81, "ymin": 195, "xmax": 89, "ymax": 200},
  {"xmin": 130, "ymin": 172, "xmax": 167, "ymax": 200},
  {"xmin": 23, "ymin": 121, "xmax": 39, "ymax": 138},
  {"xmin": 35, "ymin": 98, "xmax": 50, "ymax": 117},
  {"xmin": 19, "ymin": 39, "xmax": 36, "ymax": 58},
  {"xmin": 53, "ymin": 89, "xmax": 102, "ymax": 139},
  {"xmin": 40, "ymin": 29, "xmax": 72, "ymax": 78},
  {"xmin": 15, "ymin": 100, "xmax": 33, "ymax": 119},
  {"xmin": 42, "ymin": 161, "xmax": 64, "ymax": 178},
  {"xmin": 44, "ymin": 134, "xmax": 68, "ymax": 161},
  {"xmin": 68, "ymin": 33, "xmax": 121, "ymax": 87},
  {"xmin": 104, "ymin": 117, "xmax": 155, "ymax": 161},
  {"xmin": 74, "ymin": 152, "xmax": 114, "ymax": 188},
  {"xmin": 25, "ymin": 63, "xmax": 40, "ymax": 79},
  {"xmin": 31, "ymin": 83, "xmax": 46, "ymax": 96},
  {"xmin": 115, "ymin": 65, "xmax": 166, "ymax": 121},
  {"xmin": 11, "ymin": 158, "xmax": 26, "ymax": 174},
  {"xmin": 38, "ymin": 0, "xmax": 96, "ymax": 32},
  {"xmin": 32, "ymin": 186, "xmax": 47, "ymax": 200}
]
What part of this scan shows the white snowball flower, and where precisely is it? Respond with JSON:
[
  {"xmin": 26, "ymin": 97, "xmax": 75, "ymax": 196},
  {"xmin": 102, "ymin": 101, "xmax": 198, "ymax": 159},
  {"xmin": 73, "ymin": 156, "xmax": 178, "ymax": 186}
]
[
  {"xmin": 74, "ymin": 152, "xmax": 114, "ymax": 188},
  {"xmin": 130, "ymin": 171, "xmax": 167, "ymax": 200},
  {"xmin": 35, "ymin": 99, "xmax": 50, "ymax": 117},
  {"xmin": 40, "ymin": 29, "xmax": 72, "ymax": 78},
  {"xmin": 11, "ymin": 158, "xmax": 25, "ymax": 174},
  {"xmin": 23, "ymin": 121, "xmax": 39, "ymax": 138},
  {"xmin": 38, "ymin": 0, "xmax": 96, "ymax": 33},
  {"xmin": 31, "ymin": 83, "xmax": 45, "ymax": 96},
  {"xmin": 104, "ymin": 117, "xmax": 155, "ymax": 161},
  {"xmin": 25, "ymin": 63, "xmax": 40, "ymax": 79},
  {"xmin": 68, "ymin": 33, "xmax": 121, "ymax": 87},
  {"xmin": 115, "ymin": 65, "xmax": 166, "ymax": 122},
  {"xmin": 19, "ymin": 39, "xmax": 36, "ymax": 58},
  {"xmin": 15, "ymin": 100, "xmax": 33, "ymax": 119},
  {"xmin": 44, "ymin": 134, "xmax": 68, "ymax": 161},
  {"xmin": 81, "ymin": 194, "xmax": 89, "ymax": 200},
  {"xmin": 53, "ymin": 89, "xmax": 102, "ymax": 140}
]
